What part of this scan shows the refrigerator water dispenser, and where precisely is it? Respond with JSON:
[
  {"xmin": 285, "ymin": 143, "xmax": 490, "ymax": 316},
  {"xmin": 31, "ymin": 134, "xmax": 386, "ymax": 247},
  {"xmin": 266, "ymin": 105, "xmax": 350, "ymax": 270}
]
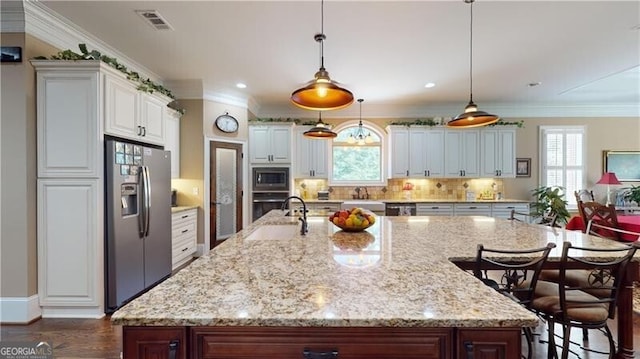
[{"xmin": 121, "ymin": 183, "xmax": 138, "ymax": 216}]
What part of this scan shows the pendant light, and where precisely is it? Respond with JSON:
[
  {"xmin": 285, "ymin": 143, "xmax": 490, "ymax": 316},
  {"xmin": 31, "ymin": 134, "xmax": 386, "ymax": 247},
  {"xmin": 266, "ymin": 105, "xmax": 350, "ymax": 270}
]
[
  {"xmin": 291, "ymin": 0, "xmax": 354, "ymax": 111},
  {"xmin": 448, "ymin": 0, "xmax": 499, "ymax": 128},
  {"xmin": 348, "ymin": 99, "xmax": 374, "ymax": 145},
  {"xmin": 304, "ymin": 112, "xmax": 337, "ymax": 139}
]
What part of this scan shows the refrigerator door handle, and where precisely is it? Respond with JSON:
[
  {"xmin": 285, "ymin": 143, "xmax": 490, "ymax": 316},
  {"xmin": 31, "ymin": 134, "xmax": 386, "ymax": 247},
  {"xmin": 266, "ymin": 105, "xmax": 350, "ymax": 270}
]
[
  {"xmin": 143, "ymin": 166, "xmax": 152, "ymax": 237},
  {"xmin": 138, "ymin": 166, "xmax": 147, "ymax": 238}
]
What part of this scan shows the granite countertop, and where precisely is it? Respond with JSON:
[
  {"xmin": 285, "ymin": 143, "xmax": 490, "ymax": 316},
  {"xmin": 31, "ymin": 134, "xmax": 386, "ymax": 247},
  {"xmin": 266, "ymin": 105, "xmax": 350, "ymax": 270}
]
[
  {"xmin": 302, "ymin": 199, "xmax": 530, "ymax": 204},
  {"xmin": 171, "ymin": 205, "xmax": 198, "ymax": 213}
]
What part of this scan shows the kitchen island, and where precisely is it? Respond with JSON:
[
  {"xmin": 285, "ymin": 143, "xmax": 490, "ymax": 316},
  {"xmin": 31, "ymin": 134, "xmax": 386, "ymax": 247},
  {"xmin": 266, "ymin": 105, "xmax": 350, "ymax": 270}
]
[{"xmin": 112, "ymin": 211, "xmax": 636, "ymax": 359}]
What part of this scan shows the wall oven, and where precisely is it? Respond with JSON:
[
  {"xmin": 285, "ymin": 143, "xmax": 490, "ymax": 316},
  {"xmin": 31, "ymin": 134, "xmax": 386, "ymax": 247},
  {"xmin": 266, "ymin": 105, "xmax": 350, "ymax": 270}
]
[
  {"xmin": 252, "ymin": 167, "xmax": 290, "ymax": 221},
  {"xmin": 252, "ymin": 167, "xmax": 289, "ymax": 192}
]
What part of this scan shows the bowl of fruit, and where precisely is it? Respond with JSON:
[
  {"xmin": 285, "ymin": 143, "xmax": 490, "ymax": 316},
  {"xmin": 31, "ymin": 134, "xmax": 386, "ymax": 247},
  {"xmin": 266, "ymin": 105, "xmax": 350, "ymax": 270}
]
[{"xmin": 329, "ymin": 207, "xmax": 376, "ymax": 232}]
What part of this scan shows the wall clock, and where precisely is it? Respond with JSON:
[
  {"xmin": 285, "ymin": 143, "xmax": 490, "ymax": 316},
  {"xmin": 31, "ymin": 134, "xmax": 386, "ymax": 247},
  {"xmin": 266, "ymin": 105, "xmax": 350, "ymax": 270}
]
[{"xmin": 214, "ymin": 113, "xmax": 239, "ymax": 133}]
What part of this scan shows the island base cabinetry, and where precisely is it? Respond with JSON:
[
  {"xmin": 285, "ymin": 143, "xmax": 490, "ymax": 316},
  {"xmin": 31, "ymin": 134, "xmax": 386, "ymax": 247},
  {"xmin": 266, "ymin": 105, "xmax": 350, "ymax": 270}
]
[{"xmin": 123, "ymin": 326, "xmax": 522, "ymax": 359}]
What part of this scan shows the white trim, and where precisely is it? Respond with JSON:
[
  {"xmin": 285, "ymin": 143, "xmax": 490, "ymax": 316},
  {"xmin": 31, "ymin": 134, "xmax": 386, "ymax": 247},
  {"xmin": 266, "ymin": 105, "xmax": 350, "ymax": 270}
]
[
  {"xmin": 23, "ymin": 1, "xmax": 162, "ymax": 84},
  {"xmin": 0, "ymin": 295, "xmax": 41, "ymax": 323},
  {"xmin": 40, "ymin": 306, "xmax": 105, "ymax": 319},
  {"xmin": 203, "ymin": 90, "xmax": 249, "ymax": 110}
]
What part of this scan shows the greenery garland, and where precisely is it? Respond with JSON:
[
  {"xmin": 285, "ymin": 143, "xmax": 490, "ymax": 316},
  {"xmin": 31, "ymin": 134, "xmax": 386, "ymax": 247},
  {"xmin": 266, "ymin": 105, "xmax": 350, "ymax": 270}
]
[
  {"xmin": 34, "ymin": 44, "xmax": 185, "ymax": 115},
  {"xmin": 389, "ymin": 118, "xmax": 524, "ymax": 128},
  {"xmin": 251, "ymin": 118, "xmax": 301, "ymax": 124}
]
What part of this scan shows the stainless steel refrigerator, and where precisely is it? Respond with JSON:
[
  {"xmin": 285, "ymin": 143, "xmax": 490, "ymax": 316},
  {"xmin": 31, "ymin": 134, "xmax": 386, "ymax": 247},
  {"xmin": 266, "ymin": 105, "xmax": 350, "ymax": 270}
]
[{"xmin": 105, "ymin": 137, "xmax": 172, "ymax": 312}]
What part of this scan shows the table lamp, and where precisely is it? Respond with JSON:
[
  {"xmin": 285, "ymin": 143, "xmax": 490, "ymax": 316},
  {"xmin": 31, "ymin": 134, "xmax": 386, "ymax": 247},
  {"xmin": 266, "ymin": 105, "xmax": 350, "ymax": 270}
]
[{"xmin": 596, "ymin": 172, "xmax": 621, "ymax": 205}]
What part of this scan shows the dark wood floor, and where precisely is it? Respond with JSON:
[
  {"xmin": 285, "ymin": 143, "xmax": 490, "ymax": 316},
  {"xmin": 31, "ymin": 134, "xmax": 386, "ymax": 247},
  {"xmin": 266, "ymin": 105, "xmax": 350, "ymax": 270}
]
[{"xmin": 2, "ymin": 314, "xmax": 640, "ymax": 358}]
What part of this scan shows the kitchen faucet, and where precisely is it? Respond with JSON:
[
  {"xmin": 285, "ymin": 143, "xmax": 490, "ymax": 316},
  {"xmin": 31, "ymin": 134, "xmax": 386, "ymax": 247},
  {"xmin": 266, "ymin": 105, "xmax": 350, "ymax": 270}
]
[{"xmin": 281, "ymin": 196, "xmax": 308, "ymax": 235}]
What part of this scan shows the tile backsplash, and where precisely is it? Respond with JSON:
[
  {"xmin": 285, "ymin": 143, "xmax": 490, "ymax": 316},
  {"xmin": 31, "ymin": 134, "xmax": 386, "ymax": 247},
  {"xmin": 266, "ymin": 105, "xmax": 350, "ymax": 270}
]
[{"xmin": 294, "ymin": 178, "xmax": 506, "ymax": 201}]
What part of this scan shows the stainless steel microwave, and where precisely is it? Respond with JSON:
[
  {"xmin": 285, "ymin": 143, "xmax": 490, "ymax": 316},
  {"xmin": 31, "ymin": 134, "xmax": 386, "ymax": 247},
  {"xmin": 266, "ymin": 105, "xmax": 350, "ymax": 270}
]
[{"xmin": 252, "ymin": 167, "xmax": 289, "ymax": 191}]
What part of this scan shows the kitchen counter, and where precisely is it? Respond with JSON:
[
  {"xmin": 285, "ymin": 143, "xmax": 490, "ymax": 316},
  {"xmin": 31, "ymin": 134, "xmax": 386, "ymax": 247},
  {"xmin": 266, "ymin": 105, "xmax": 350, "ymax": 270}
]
[
  {"xmin": 113, "ymin": 211, "xmax": 538, "ymax": 328},
  {"xmin": 171, "ymin": 205, "xmax": 199, "ymax": 213},
  {"xmin": 302, "ymin": 198, "xmax": 529, "ymax": 204}
]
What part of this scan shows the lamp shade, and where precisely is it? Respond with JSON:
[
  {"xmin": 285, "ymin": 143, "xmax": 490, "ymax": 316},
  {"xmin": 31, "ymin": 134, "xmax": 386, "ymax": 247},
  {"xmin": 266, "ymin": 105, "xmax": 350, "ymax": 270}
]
[
  {"xmin": 291, "ymin": 74, "xmax": 354, "ymax": 111},
  {"xmin": 596, "ymin": 172, "xmax": 622, "ymax": 185},
  {"xmin": 303, "ymin": 113, "xmax": 337, "ymax": 139},
  {"xmin": 447, "ymin": 101, "xmax": 500, "ymax": 128}
]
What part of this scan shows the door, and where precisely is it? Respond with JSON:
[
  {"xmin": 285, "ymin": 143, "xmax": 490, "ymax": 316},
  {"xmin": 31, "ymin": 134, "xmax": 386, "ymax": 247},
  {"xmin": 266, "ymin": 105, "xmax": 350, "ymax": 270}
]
[{"xmin": 210, "ymin": 141, "xmax": 243, "ymax": 249}]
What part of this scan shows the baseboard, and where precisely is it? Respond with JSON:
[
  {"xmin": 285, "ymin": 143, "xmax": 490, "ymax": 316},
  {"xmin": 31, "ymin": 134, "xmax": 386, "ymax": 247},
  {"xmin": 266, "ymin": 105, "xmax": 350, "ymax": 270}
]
[
  {"xmin": 41, "ymin": 306, "xmax": 105, "ymax": 319},
  {"xmin": 0, "ymin": 295, "xmax": 41, "ymax": 323}
]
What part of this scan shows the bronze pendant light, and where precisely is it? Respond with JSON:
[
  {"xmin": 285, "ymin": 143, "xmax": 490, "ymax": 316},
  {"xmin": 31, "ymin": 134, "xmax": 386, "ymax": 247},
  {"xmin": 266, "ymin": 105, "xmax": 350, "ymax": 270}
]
[
  {"xmin": 291, "ymin": 0, "xmax": 354, "ymax": 111},
  {"xmin": 448, "ymin": 0, "xmax": 499, "ymax": 128},
  {"xmin": 304, "ymin": 112, "xmax": 337, "ymax": 139}
]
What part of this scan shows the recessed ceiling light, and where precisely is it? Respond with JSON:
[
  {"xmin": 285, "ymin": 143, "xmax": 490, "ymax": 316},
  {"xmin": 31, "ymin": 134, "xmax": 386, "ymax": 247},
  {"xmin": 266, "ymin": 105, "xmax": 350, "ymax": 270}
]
[
  {"xmin": 424, "ymin": 82, "xmax": 436, "ymax": 88},
  {"xmin": 236, "ymin": 83, "xmax": 247, "ymax": 89},
  {"xmin": 528, "ymin": 82, "xmax": 542, "ymax": 87}
]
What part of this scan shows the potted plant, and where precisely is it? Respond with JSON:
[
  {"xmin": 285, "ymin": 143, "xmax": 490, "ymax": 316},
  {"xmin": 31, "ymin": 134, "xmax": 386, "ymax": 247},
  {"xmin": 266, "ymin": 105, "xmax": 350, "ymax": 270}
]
[
  {"xmin": 531, "ymin": 186, "xmax": 571, "ymax": 225},
  {"xmin": 623, "ymin": 185, "xmax": 640, "ymax": 206}
]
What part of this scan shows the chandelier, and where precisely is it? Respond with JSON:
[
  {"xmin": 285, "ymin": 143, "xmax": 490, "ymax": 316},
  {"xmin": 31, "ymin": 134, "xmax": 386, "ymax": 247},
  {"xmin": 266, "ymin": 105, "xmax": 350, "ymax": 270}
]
[{"xmin": 347, "ymin": 99, "xmax": 374, "ymax": 145}]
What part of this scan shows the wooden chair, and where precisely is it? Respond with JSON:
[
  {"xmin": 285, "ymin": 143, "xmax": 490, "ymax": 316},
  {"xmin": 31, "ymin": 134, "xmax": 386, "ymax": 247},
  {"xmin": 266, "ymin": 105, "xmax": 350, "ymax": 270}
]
[
  {"xmin": 574, "ymin": 189, "xmax": 594, "ymax": 203},
  {"xmin": 474, "ymin": 243, "xmax": 556, "ymax": 359},
  {"xmin": 586, "ymin": 220, "xmax": 640, "ymax": 242},
  {"xmin": 531, "ymin": 241, "xmax": 638, "ymax": 359},
  {"xmin": 510, "ymin": 209, "xmax": 559, "ymax": 227},
  {"xmin": 577, "ymin": 201, "xmax": 621, "ymax": 240}
]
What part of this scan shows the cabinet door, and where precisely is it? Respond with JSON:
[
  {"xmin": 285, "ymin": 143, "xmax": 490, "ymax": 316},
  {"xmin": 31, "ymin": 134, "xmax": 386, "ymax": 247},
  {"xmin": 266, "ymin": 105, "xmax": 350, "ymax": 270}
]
[
  {"xmin": 481, "ymin": 128, "xmax": 516, "ymax": 178},
  {"xmin": 481, "ymin": 129, "xmax": 499, "ymax": 177},
  {"xmin": 37, "ymin": 71, "xmax": 100, "ymax": 178},
  {"xmin": 249, "ymin": 126, "xmax": 272, "ymax": 163},
  {"xmin": 165, "ymin": 109, "xmax": 181, "ymax": 179},
  {"xmin": 457, "ymin": 328, "xmax": 521, "ymax": 359},
  {"xmin": 444, "ymin": 131, "xmax": 464, "ymax": 177},
  {"xmin": 497, "ymin": 129, "xmax": 516, "ymax": 177},
  {"xmin": 104, "ymin": 74, "xmax": 139, "ymax": 141},
  {"xmin": 294, "ymin": 128, "xmax": 313, "ymax": 177},
  {"xmin": 424, "ymin": 130, "xmax": 445, "ymax": 177},
  {"xmin": 390, "ymin": 129, "xmax": 410, "ymax": 178},
  {"xmin": 460, "ymin": 130, "xmax": 480, "ymax": 177},
  {"xmin": 408, "ymin": 129, "xmax": 427, "ymax": 177},
  {"xmin": 123, "ymin": 327, "xmax": 186, "ymax": 359},
  {"xmin": 38, "ymin": 179, "xmax": 101, "ymax": 309},
  {"xmin": 140, "ymin": 93, "xmax": 166, "ymax": 145},
  {"xmin": 270, "ymin": 126, "xmax": 292, "ymax": 163},
  {"xmin": 311, "ymin": 137, "xmax": 328, "ymax": 177}
]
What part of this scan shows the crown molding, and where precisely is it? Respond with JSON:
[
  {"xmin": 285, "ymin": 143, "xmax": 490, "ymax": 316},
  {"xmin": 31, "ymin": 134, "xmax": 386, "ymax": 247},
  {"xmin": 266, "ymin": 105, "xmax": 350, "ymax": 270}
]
[
  {"xmin": 23, "ymin": 1, "xmax": 163, "ymax": 84},
  {"xmin": 203, "ymin": 90, "xmax": 251, "ymax": 111}
]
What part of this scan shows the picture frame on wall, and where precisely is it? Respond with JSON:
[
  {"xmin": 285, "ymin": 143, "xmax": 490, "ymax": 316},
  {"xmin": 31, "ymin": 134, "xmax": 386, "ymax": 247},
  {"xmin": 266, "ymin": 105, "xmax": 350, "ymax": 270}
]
[
  {"xmin": 0, "ymin": 46, "xmax": 22, "ymax": 63},
  {"xmin": 603, "ymin": 150, "xmax": 640, "ymax": 181},
  {"xmin": 516, "ymin": 158, "xmax": 531, "ymax": 177}
]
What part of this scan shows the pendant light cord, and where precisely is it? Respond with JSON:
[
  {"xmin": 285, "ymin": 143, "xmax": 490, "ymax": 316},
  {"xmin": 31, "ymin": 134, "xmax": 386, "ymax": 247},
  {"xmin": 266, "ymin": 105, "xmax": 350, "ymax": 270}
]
[
  {"xmin": 468, "ymin": 0, "xmax": 474, "ymax": 103},
  {"xmin": 319, "ymin": 0, "xmax": 325, "ymax": 70}
]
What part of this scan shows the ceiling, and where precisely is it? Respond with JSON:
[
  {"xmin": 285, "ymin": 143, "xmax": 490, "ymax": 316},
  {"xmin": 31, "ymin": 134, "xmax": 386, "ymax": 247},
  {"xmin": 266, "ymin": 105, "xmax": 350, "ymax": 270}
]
[{"xmin": 37, "ymin": 1, "xmax": 640, "ymax": 119}]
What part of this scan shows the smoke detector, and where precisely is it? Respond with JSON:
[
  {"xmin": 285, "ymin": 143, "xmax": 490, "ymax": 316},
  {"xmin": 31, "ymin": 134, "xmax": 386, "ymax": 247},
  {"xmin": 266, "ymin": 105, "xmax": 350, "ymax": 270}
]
[{"xmin": 135, "ymin": 10, "xmax": 173, "ymax": 31}]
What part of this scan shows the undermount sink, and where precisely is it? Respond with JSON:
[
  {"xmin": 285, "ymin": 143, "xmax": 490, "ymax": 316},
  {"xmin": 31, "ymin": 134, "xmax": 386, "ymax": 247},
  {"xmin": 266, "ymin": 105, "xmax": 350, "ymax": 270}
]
[
  {"xmin": 340, "ymin": 200, "xmax": 385, "ymax": 212},
  {"xmin": 244, "ymin": 224, "xmax": 300, "ymax": 241}
]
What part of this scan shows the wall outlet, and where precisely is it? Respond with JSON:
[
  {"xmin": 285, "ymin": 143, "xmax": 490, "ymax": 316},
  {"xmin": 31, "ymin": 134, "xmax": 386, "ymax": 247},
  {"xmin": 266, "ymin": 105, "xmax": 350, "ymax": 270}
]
[{"xmin": 192, "ymin": 187, "xmax": 199, "ymax": 195}]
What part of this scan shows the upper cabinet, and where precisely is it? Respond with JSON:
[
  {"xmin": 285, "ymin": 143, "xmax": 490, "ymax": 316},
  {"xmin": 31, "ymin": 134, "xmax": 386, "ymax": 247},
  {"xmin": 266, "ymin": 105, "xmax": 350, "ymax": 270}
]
[
  {"xmin": 104, "ymin": 72, "xmax": 171, "ymax": 147},
  {"xmin": 444, "ymin": 129, "xmax": 480, "ymax": 177},
  {"xmin": 388, "ymin": 126, "xmax": 445, "ymax": 178},
  {"xmin": 164, "ymin": 108, "xmax": 181, "ymax": 179},
  {"xmin": 480, "ymin": 128, "xmax": 516, "ymax": 178},
  {"xmin": 249, "ymin": 125, "xmax": 292, "ymax": 164},
  {"xmin": 294, "ymin": 126, "xmax": 328, "ymax": 178}
]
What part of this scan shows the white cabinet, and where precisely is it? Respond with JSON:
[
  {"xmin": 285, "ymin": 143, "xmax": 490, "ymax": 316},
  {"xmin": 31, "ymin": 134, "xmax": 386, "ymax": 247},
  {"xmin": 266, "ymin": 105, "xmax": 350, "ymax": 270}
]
[
  {"xmin": 36, "ymin": 69, "xmax": 101, "ymax": 178},
  {"xmin": 249, "ymin": 125, "xmax": 292, "ymax": 164},
  {"xmin": 104, "ymin": 73, "xmax": 170, "ymax": 146},
  {"xmin": 172, "ymin": 208, "xmax": 198, "ymax": 270},
  {"xmin": 294, "ymin": 126, "xmax": 328, "ymax": 178},
  {"xmin": 389, "ymin": 127, "xmax": 411, "ymax": 178},
  {"xmin": 165, "ymin": 108, "xmax": 181, "ymax": 179},
  {"xmin": 388, "ymin": 126, "xmax": 445, "ymax": 178},
  {"xmin": 410, "ymin": 128, "xmax": 445, "ymax": 178},
  {"xmin": 444, "ymin": 130, "xmax": 480, "ymax": 177},
  {"xmin": 37, "ymin": 179, "xmax": 102, "ymax": 311},
  {"xmin": 454, "ymin": 203, "xmax": 492, "ymax": 216},
  {"xmin": 481, "ymin": 128, "xmax": 516, "ymax": 178},
  {"xmin": 416, "ymin": 203, "xmax": 454, "ymax": 216},
  {"xmin": 492, "ymin": 203, "xmax": 530, "ymax": 220}
]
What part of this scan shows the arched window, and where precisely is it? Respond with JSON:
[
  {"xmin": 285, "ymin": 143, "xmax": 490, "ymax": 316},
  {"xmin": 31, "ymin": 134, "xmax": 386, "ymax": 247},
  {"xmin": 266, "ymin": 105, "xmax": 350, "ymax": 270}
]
[{"xmin": 329, "ymin": 121, "xmax": 385, "ymax": 186}]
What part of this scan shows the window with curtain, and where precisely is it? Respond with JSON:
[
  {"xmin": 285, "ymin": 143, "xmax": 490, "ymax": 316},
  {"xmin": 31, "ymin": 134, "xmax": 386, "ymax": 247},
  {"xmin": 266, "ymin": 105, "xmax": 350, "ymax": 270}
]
[
  {"xmin": 330, "ymin": 123, "xmax": 384, "ymax": 185},
  {"xmin": 539, "ymin": 126, "xmax": 585, "ymax": 207}
]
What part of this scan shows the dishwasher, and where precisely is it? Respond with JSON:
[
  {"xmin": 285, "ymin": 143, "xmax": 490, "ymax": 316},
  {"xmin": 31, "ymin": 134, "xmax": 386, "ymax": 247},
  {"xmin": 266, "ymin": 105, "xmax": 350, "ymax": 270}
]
[{"xmin": 385, "ymin": 203, "xmax": 417, "ymax": 216}]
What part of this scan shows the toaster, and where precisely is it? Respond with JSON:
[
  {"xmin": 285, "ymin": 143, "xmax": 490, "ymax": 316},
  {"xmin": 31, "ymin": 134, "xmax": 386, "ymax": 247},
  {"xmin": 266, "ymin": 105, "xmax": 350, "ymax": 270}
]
[{"xmin": 317, "ymin": 190, "xmax": 329, "ymax": 200}]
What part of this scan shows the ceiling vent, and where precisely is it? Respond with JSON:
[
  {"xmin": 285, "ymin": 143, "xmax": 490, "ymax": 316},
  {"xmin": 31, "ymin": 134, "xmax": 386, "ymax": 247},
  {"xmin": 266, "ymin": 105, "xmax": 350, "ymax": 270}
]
[{"xmin": 135, "ymin": 10, "xmax": 173, "ymax": 31}]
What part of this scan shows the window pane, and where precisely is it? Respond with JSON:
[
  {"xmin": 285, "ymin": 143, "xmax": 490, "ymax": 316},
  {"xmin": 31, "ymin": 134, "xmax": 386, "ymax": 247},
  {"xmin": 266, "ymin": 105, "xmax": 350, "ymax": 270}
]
[
  {"xmin": 546, "ymin": 134, "xmax": 563, "ymax": 166},
  {"xmin": 566, "ymin": 133, "xmax": 582, "ymax": 166},
  {"xmin": 332, "ymin": 146, "xmax": 381, "ymax": 181}
]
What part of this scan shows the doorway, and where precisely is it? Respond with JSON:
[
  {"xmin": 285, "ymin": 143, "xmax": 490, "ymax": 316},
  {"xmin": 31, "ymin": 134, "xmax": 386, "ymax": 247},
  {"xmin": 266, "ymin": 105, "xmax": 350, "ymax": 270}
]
[{"xmin": 209, "ymin": 141, "xmax": 243, "ymax": 249}]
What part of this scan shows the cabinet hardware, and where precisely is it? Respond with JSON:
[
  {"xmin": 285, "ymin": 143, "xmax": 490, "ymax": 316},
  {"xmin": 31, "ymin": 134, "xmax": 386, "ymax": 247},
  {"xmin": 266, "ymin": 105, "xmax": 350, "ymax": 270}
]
[
  {"xmin": 469, "ymin": 206, "xmax": 477, "ymax": 209},
  {"xmin": 406, "ymin": 170, "xmax": 409, "ymax": 176},
  {"xmin": 141, "ymin": 126, "xmax": 146, "ymax": 136},
  {"xmin": 463, "ymin": 341, "xmax": 474, "ymax": 359},
  {"xmin": 302, "ymin": 348, "xmax": 339, "ymax": 359},
  {"xmin": 431, "ymin": 207, "xmax": 439, "ymax": 209},
  {"xmin": 137, "ymin": 125, "xmax": 142, "ymax": 136},
  {"xmin": 168, "ymin": 340, "xmax": 179, "ymax": 359},
  {"xmin": 181, "ymin": 215, "xmax": 188, "ymax": 219},
  {"xmin": 181, "ymin": 247, "xmax": 189, "ymax": 252},
  {"xmin": 427, "ymin": 170, "xmax": 430, "ymax": 176},
  {"xmin": 181, "ymin": 229, "xmax": 188, "ymax": 234}
]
